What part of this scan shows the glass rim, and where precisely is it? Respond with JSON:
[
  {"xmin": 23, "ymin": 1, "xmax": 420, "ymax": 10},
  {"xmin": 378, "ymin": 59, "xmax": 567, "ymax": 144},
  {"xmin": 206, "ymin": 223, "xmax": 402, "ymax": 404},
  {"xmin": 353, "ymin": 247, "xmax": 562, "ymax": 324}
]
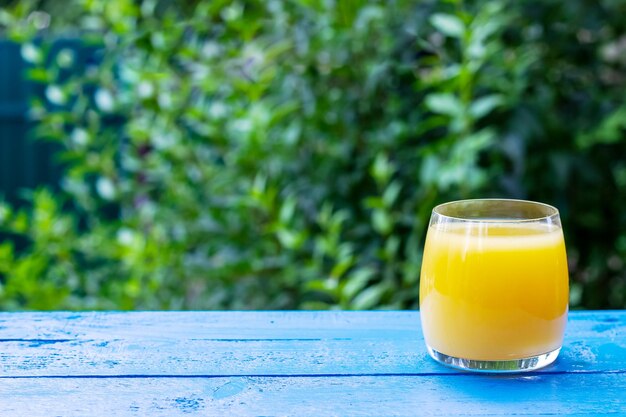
[{"xmin": 432, "ymin": 198, "xmax": 560, "ymax": 223}]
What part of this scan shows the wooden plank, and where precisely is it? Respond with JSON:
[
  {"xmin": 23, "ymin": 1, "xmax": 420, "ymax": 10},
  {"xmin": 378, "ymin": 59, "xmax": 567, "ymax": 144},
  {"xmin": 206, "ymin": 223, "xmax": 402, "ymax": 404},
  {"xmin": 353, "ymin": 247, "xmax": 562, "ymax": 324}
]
[
  {"xmin": 0, "ymin": 312, "xmax": 624, "ymax": 376},
  {"xmin": 0, "ymin": 373, "xmax": 625, "ymax": 417}
]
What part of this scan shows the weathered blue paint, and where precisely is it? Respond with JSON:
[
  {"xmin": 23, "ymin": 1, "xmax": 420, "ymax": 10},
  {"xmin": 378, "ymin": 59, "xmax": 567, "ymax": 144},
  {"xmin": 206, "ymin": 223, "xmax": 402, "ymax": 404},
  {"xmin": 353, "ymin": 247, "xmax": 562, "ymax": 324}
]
[{"xmin": 0, "ymin": 311, "xmax": 624, "ymax": 416}]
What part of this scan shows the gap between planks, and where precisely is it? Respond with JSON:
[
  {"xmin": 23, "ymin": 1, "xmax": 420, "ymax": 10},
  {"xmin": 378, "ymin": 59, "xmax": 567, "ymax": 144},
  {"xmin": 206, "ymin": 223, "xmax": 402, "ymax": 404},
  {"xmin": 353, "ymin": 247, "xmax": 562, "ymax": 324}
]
[{"xmin": 2, "ymin": 369, "xmax": 625, "ymax": 379}]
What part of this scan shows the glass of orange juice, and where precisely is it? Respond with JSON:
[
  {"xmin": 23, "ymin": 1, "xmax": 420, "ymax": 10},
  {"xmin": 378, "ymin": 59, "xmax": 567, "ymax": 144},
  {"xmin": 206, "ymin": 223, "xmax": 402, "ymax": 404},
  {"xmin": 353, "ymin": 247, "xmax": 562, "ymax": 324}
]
[{"xmin": 420, "ymin": 199, "xmax": 568, "ymax": 372}]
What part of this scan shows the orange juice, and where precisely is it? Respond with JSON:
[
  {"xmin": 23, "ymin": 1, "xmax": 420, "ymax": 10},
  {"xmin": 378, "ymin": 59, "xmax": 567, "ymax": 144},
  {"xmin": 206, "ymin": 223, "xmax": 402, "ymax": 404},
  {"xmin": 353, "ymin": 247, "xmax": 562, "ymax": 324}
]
[{"xmin": 420, "ymin": 222, "xmax": 568, "ymax": 360}]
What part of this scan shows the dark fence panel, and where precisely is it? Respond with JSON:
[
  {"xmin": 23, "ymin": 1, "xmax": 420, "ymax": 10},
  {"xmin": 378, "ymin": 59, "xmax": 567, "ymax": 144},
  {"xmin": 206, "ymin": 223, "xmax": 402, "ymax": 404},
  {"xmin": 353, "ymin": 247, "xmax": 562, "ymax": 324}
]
[{"xmin": 0, "ymin": 39, "xmax": 63, "ymax": 206}]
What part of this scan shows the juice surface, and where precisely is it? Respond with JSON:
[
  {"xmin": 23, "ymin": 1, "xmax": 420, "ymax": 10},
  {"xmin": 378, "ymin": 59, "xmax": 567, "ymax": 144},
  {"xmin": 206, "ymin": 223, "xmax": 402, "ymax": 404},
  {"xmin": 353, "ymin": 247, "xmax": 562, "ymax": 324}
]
[{"xmin": 420, "ymin": 222, "xmax": 568, "ymax": 360}]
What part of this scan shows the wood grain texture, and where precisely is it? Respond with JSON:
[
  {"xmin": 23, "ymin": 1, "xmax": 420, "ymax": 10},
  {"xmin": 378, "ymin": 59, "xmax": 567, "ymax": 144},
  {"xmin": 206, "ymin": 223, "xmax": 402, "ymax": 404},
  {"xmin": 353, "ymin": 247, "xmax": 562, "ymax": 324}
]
[
  {"xmin": 0, "ymin": 311, "xmax": 624, "ymax": 376},
  {"xmin": 0, "ymin": 311, "xmax": 625, "ymax": 416},
  {"xmin": 1, "ymin": 374, "xmax": 625, "ymax": 417}
]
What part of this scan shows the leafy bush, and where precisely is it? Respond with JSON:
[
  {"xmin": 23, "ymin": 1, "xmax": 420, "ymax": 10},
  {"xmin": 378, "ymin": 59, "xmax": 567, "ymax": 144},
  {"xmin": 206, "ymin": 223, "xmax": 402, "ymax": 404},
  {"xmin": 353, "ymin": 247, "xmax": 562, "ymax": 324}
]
[{"xmin": 0, "ymin": 0, "xmax": 625, "ymax": 310}]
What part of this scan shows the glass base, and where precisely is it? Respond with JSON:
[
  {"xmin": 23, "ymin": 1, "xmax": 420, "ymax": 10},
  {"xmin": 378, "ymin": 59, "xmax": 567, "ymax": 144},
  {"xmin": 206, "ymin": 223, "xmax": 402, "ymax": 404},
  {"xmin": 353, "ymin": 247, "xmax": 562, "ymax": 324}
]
[{"xmin": 426, "ymin": 345, "xmax": 561, "ymax": 373}]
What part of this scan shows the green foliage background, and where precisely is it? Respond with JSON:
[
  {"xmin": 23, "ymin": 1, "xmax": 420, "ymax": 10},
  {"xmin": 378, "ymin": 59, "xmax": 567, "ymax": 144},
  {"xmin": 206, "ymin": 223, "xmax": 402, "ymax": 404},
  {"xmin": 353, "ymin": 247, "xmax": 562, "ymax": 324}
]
[{"xmin": 0, "ymin": 0, "xmax": 625, "ymax": 310}]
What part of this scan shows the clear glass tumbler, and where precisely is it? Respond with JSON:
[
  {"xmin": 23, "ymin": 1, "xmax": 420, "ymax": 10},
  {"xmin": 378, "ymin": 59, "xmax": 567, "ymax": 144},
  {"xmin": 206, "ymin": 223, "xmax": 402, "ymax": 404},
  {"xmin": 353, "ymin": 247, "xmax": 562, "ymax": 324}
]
[{"xmin": 420, "ymin": 199, "xmax": 569, "ymax": 372}]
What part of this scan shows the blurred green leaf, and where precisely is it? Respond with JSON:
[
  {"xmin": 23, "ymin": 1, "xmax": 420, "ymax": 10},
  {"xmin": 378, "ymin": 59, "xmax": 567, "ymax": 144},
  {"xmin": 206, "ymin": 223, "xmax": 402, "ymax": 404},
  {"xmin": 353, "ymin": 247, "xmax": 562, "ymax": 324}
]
[
  {"xmin": 382, "ymin": 181, "xmax": 402, "ymax": 207},
  {"xmin": 371, "ymin": 153, "xmax": 394, "ymax": 186},
  {"xmin": 577, "ymin": 107, "xmax": 626, "ymax": 149},
  {"xmin": 342, "ymin": 267, "xmax": 376, "ymax": 301},
  {"xmin": 351, "ymin": 283, "xmax": 386, "ymax": 310},
  {"xmin": 20, "ymin": 43, "xmax": 42, "ymax": 63},
  {"xmin": 425, "ymin": 93, "xmax": 463, "ymax": 117},
  {"xmin": 45, "ymin": 85, "xmax": 67, "ymax": 105},
  {"xmin": 430, "ymin": 13, "xmax": 465, "ymax": 38},
  {"xmin": 372, "ymin": 209, "xmax": 393, "ymax": 235},
  {"xmin": 469, "ymin": 95, "xmax": 504, "ymax": 119}
]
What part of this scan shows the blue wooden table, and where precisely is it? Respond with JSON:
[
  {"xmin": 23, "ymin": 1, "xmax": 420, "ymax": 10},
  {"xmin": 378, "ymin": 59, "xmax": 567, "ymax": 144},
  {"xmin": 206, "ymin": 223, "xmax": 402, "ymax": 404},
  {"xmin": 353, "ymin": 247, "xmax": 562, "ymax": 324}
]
[{"xmin": 0, "ymin": 311, "xmax": 624, "ymax": 416}]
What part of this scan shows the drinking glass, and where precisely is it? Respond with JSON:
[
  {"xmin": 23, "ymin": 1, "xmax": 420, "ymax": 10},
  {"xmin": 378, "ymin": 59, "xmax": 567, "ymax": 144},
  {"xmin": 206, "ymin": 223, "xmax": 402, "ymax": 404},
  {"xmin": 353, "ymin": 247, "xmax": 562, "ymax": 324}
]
[{"xmin": 420, "ymin": 199, "xmax": 569, "ymax": 372}]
